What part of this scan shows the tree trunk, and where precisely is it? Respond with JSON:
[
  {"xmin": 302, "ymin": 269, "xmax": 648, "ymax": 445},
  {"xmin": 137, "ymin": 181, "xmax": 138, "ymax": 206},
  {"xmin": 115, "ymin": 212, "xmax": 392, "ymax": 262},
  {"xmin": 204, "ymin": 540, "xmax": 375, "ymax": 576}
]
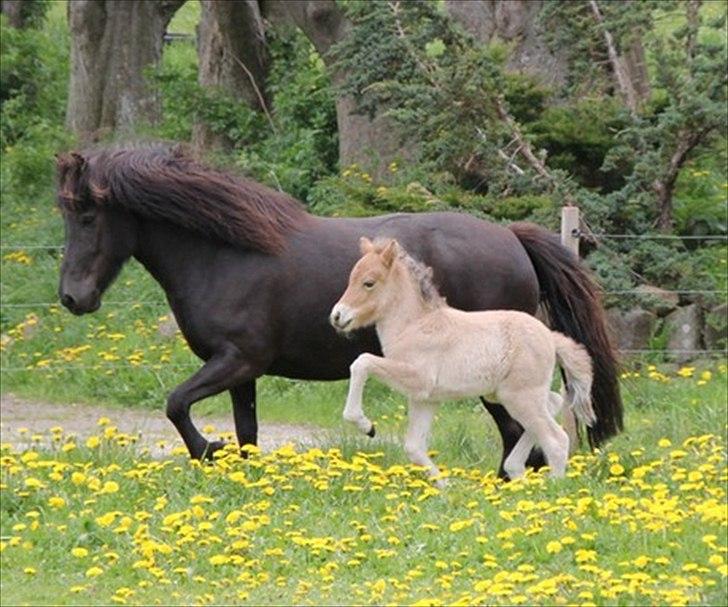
[
  {"xmin": 588, "ymin": 0, "xmax": 639, "ymax": 117},
  {"xmin": 445, "ymin": 0, "xmax": 567, "ymax": 89},
  {"xmin": 66, "ymin": 0, "xmax": 183, "ymax": 143},
  {"xmin": 0, "ymin": 0, "xmax": 24, "ymax": 27},
  {"xmin": 623, "ymin": 33, "xmax": 650, "ymax": 105},
  {"xmin": 653, "ymin": 128, "xmax": 710, "ymax": 232},
  {"xmin": 264, "ymin": 0, "xmax": 406, "ymax": 181},
  {"xmin": 193, "ymin": 0, "xmax": 271, "ymax": 151}
]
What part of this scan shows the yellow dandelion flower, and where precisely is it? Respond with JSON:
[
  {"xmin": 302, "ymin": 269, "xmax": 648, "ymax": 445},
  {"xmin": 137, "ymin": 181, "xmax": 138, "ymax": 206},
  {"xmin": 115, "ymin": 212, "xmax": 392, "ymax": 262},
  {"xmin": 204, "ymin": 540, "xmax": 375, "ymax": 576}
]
[
  {"xmin": 86, "ymin": 436, "xmax": 101, "ymax": 449},
  {"xmin": 99, "ymin": 480, "xmax": 119, "ymax": 494},
  {"xmin": 72, "ymin": 547, "xmax": 89, "ymax": 558},
  {"xmin": 85, "ymin": 566, "xmax": 104, "ymax": 577},
  {"xmin": 48, "ymin": 496, "xmax": 66, "ymax": 508},
  {"xmin": 609, "ymin": 463, "xmax": 625, "ymax": 476},
  {"xmin": 546, "ymin": 541, "xmax": 562, "ymax": 554}
]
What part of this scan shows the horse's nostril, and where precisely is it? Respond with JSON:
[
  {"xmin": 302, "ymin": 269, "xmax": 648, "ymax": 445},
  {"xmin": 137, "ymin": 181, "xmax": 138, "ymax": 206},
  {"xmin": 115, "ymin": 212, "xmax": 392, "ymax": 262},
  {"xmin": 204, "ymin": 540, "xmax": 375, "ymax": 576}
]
[
  {"xmin": 60, "ymin": 293, "xmax": 76, "ymax": 309},
  {"xmin": 333, "ymin": 311, "xmax": 341, "ymax": 323}
]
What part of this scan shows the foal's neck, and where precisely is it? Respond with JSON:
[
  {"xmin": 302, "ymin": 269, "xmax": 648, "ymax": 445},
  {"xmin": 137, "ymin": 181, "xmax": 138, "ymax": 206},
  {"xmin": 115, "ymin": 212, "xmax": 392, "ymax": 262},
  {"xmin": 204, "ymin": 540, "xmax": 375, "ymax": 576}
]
[{"xmin": 375, "ymin": 266, "xmax": 432, "ymax": 354}]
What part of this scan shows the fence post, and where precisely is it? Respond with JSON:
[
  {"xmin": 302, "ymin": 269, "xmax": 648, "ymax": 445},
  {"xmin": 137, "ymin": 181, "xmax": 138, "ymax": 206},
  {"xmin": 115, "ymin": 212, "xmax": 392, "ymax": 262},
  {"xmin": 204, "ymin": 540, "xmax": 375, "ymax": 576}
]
[
  {"xmin": 560, "ymin": 205, "xmax": 580, "ymax": 257},
  {"xmin": 560, "ymin": 205, "xmax": 580, "ymax": 452}
]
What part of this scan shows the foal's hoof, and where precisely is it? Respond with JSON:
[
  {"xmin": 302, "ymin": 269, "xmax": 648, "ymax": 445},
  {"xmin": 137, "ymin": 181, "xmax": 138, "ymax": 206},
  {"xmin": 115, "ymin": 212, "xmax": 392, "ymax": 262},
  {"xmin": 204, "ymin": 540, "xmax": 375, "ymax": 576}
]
[
  {"xmin": 202, "ymin": 440, "xmax": 227, "ymax": 461},
  {"xmin": 366, "ymin": 425, "xmax": 376, "ymax": 438}
]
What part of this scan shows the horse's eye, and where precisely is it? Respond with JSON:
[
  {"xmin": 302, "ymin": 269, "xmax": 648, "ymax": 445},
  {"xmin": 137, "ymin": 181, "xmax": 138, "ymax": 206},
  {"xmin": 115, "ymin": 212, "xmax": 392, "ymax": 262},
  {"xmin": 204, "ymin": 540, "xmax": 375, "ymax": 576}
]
[
  {"xmin": 363, "ymin": 280, "xmax": 376, "ymax": 289},
  {"xmin": 80, "ymin": 213, "xmax": 95, "ymax": 226}
]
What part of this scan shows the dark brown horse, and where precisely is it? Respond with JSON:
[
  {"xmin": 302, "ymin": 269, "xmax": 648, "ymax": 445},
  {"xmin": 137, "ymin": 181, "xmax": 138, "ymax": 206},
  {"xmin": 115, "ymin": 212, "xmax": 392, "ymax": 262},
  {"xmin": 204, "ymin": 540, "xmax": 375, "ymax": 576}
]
[{"xmin": 55, "ymin": 143, "xmax": 622, "ymax": 477}]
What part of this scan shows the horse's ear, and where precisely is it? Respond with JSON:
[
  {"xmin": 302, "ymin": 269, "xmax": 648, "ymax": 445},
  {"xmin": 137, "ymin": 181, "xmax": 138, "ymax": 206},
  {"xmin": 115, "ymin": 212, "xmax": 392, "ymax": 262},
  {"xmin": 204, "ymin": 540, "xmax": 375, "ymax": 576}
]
[
  {"xmin": 380, "ymin": 239, "xmax": 399, "ymax": 269},
  {"xmin": 359, "ymin": 236, "xmax": 374, "ymax": 255},
  {"xmin": 56, "ymin": 151, "xmax": 87, "ymax": 176}
]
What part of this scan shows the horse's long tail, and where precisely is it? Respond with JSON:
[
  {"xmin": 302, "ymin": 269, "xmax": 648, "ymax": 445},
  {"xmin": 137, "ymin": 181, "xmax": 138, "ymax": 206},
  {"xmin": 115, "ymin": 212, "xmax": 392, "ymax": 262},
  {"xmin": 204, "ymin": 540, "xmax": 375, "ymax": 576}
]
[
  {"xmin": 552, "ymin": 332, "xmax": 596, "ymax": 427},
  {"xmin": 509, "ymin": 221, "xmax": 623, "ymax": 447}
]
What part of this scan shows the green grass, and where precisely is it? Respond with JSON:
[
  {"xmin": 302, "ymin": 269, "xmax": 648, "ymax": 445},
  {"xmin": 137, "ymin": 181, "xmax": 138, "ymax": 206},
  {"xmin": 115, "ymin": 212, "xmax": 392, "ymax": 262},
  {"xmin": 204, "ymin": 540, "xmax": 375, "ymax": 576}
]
[{"xmin": 1, "ymin": 368, "xmax": 726, "ymax": 606}]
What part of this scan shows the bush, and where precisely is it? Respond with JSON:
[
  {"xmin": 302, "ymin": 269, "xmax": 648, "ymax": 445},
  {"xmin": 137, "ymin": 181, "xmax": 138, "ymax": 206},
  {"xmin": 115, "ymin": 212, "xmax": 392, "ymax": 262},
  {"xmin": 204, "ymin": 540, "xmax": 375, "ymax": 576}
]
[
  {"xmin": 0, "ymin": 13, "xmax": 68, "ymax": 147},
  {"xmin": 1, "ymin": 11, "xmax": 71, "ymax": 203}
]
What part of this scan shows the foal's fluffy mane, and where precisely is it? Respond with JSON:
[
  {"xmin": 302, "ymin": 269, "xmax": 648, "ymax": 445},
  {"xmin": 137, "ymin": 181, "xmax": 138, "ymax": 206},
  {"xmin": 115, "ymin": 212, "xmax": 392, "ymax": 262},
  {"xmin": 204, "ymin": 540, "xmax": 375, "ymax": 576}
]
[{"xmin": 372, "ymin": 239, "xmax": 446, "ymax": 308}]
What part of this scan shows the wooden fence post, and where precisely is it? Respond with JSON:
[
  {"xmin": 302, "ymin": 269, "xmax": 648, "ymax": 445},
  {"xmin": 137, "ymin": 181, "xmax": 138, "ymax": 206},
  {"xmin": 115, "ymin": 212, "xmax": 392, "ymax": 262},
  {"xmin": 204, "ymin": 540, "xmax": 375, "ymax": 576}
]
[
  {"xmin": 561, "ymin": 205, "xmax": 580, "ymax": 257},
  {"xmin": 560, "ymin": 205, "xmax": 580, "ymax": 452}
]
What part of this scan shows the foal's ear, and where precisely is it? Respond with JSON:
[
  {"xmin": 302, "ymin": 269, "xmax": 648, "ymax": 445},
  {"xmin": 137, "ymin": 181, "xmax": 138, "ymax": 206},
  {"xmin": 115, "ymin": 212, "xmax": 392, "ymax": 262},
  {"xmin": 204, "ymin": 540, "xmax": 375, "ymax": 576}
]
[
  {"xmin": 380, "ymin": 239, "xmax": 399, "ymax": 269},
  {"xmin": 359, "ymin": 236, "xmax": 374, "ymax": 255}
]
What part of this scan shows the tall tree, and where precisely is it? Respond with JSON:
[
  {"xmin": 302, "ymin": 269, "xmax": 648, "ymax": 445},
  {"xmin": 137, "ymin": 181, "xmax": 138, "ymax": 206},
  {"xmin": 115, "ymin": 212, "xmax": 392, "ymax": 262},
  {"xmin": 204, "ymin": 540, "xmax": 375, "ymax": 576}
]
[
  {"xmin": 263, "ymin": 0, "xmax": 405, "ymax": 180},
  {"xmin": 445, "ymin": 0, "xmax": 567, "ymax": 89},
  {"xmin": 66, "ymin": 0, "xmax": 183, "ymax": 142},
  {"xmin": 194, "ymin": 0, "xmax": 270, "ymax": 150}
]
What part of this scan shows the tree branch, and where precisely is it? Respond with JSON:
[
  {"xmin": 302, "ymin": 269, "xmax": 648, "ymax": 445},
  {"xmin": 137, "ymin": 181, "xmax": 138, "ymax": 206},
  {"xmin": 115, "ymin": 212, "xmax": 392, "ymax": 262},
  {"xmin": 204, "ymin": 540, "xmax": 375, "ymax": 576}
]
[
  {"xmin": 588, "ymin": 0, "xmax": 639, "ymax": 118},
  {"xmin": 229, "ymin": 53, "xmax": 278, "ymax": 135}
]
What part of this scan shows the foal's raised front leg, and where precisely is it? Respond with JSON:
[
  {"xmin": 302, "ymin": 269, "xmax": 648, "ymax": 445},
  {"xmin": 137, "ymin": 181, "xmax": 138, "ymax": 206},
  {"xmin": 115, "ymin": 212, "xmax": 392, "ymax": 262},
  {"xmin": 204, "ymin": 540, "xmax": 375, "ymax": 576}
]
[
  {"xmin": 167, "ymin": 352, "xmax": 256, "ymax": 460},
  {"xmin": 344, "ymin": 353, "xmax": 428, "ymax": 437}
]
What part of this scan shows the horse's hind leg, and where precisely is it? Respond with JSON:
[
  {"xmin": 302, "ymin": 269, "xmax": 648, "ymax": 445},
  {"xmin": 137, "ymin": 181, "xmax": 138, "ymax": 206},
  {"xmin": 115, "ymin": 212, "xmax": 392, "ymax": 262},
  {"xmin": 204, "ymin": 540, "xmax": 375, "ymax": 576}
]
[
  {"xmin": 502, "ymin": 391, "xmax": 565, "ymax": 480},
  {"xmin": 499, "ymin": 389, "xmax": 570, "ymax": 478},
  {"xmin": 480, "ymin": 398, "xmax": 546, "ymax": 479}
]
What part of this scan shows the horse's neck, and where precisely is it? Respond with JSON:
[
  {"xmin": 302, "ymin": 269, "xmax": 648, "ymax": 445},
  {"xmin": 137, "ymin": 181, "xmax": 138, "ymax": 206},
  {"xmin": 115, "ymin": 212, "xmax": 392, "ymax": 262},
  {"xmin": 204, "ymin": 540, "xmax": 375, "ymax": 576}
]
[
  {"xmin": 376, "ymin": 277, "xmax": 430, "ymax": 354},
  {"xmin": 133, "ymin": 219, "xmax": 217, "ymax": 301}
]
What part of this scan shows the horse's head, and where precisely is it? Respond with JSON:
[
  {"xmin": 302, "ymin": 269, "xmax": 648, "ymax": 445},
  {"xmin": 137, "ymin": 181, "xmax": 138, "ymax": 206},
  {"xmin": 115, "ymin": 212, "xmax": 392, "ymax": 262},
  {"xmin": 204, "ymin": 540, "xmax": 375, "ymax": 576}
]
[
  {"xmin": 56, "ymin": 151, "xmax": 137, "ymax": 315},
  {"xmin": 330, "ymin": 237, "xmax": 401, "ymax": 333}
]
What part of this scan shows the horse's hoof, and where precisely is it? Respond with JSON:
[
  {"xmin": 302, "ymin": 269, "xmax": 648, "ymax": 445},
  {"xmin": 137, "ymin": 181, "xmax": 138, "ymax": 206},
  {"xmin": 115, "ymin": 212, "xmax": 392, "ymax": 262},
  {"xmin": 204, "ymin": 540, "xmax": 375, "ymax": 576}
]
[
  {"xmin": 203, "ymin": 440, "xmax": 226, "ymax": 460},
  {"xmin": 366, "ymin": 425, "xmax": 376, "ymax": 438}
]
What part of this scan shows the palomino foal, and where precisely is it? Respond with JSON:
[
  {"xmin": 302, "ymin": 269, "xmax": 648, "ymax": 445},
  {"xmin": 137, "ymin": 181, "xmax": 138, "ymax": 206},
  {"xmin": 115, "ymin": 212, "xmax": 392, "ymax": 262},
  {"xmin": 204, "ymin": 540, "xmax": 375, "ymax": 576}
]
[{"xmin": 330, "ymin": 238, "xmax": 596, "ymax": 484}]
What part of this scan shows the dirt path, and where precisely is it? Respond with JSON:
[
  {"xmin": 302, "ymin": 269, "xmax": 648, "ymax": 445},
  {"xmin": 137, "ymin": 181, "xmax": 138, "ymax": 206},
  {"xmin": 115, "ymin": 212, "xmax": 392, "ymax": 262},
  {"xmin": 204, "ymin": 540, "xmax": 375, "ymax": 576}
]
[{"xmin": 0, "ymin": 393, "xmax": 322, "ymax": 456}]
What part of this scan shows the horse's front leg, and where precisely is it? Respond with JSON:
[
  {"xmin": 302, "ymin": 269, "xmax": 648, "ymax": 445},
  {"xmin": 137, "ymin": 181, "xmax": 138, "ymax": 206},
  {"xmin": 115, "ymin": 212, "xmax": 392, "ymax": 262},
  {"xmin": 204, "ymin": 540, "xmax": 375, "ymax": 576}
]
[
  {"xmin": 230, "ymin": 381, "xmax": 257, "ymax": 450},
  {"xmin": 167, "ymin": 352, "xmax": 254, "ymax": 460},
  {"xmin": 344, "ymin": 353, "xmax": 428, "ymax": 437}
]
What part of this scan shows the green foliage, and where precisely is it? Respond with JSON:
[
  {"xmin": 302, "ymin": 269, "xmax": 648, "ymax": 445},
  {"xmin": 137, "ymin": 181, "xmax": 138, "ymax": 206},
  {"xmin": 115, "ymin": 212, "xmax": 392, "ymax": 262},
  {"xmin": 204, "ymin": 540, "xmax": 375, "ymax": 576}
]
[
  {"xmin": 333, "ymin": 1, "xmax": 557, "ymax": 197},
  {"xmin": 0, "ymin": 12, "xmax": 71, "ymax": 200},
  {"xmin": 151, "ymin": 24, "xmax": 337, "ymax": 202},
  {"xmin": 235, "ymin": 25, "xmax": 338, "ymax": 201},
  {"xmin": 530, "ymin": 99, "xmax": 630, "ymax": 192}
]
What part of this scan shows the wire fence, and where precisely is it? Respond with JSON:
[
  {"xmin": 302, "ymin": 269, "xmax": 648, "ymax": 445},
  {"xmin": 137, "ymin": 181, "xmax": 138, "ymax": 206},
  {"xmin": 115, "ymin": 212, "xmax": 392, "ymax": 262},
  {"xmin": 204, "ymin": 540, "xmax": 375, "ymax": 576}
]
[
  {"xmin": 2, "ymin": 224, "xmax": 727, "ymax": 364},
  {"xmin": 2, "ymin": 289, "xmax": 728, "ymax": 309}
]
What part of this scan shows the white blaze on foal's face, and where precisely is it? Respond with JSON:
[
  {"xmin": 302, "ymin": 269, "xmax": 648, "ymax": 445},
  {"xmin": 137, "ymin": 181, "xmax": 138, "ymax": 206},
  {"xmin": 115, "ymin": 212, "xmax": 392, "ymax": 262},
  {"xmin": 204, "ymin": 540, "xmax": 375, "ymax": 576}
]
[{"xmin": 329, "ymin": 237, "xmax": 399, "ymax": 332}]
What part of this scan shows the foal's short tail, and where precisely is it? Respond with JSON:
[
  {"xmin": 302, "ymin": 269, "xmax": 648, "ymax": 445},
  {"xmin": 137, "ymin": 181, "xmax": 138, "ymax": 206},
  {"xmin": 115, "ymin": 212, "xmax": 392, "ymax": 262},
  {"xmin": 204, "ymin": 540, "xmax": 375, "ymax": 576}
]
[
  {"xmin": 510, "ymin": 222, "xmax": 622, "ymax": 448},
  {"xmin": 552, "ymin": 332, "xmax": 596, "ymax": 427}
]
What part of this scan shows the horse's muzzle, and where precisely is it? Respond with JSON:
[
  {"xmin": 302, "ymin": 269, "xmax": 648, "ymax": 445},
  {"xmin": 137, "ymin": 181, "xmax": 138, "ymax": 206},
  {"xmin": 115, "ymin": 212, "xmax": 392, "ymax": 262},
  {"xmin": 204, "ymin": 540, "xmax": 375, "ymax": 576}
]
[{"xmin": 59, "ymin": 289, "xmax": 101, "ymax": 315}]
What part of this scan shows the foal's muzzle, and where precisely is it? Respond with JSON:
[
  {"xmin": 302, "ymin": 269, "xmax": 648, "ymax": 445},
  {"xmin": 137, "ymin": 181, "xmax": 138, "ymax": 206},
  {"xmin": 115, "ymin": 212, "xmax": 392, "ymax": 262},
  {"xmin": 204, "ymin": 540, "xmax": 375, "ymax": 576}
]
[{"xmin": 329, "ymin": 304, "xmax": 353, "ymax": 332}]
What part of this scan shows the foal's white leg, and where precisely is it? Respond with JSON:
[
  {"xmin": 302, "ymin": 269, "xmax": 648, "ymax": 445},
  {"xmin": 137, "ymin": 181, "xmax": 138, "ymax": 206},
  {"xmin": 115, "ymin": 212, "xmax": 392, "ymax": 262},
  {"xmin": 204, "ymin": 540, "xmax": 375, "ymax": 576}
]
[
  {"xmin": 500, "ymin": 388, "xmax": 570, "ymax": 478},
  {"xmin": 344, "ymin": 353, "xmax": 428, "ymax": 436},
  {"xmin": 503, "ymin": 390, "xmax": 565, "ymax": 480},
  {"xmin": 404, "ymin": 400, "xmax": 443, "ymax": 487}
]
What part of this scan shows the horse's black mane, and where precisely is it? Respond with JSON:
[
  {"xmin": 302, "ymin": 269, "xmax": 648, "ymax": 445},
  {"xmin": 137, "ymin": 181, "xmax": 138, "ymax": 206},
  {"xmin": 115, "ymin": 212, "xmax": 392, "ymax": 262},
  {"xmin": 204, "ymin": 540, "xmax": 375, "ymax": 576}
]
[{"xmin": 57, "ymin": 143, "xmax": 309, "ymax": 254}]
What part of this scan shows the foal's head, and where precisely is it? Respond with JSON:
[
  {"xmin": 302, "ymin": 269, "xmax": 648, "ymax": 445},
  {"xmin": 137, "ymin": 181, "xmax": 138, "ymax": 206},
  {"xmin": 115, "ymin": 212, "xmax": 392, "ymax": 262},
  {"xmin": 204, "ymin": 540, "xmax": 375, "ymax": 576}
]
[
  {"xmin": 330, "ymin": 237, "xmax": 441, "ymax": 333},
  {"xmin": 330, "ymin": 237, "xmax": 401, "ymax": 333}
]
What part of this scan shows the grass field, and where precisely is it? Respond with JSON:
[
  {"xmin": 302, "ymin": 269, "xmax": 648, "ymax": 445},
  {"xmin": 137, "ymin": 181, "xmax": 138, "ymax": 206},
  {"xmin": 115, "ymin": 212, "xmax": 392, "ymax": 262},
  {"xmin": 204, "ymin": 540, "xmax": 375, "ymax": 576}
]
[{"xmin": 1, "ymin": 364, "xmax": 727, "ymax": 606}]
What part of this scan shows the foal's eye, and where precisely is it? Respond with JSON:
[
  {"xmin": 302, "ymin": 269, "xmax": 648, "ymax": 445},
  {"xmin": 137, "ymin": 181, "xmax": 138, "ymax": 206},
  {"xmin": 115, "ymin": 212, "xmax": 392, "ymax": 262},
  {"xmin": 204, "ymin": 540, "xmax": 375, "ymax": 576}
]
[{"xmin": 363, "ymin": 280, "xmax": 376, "ymax": 289}]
